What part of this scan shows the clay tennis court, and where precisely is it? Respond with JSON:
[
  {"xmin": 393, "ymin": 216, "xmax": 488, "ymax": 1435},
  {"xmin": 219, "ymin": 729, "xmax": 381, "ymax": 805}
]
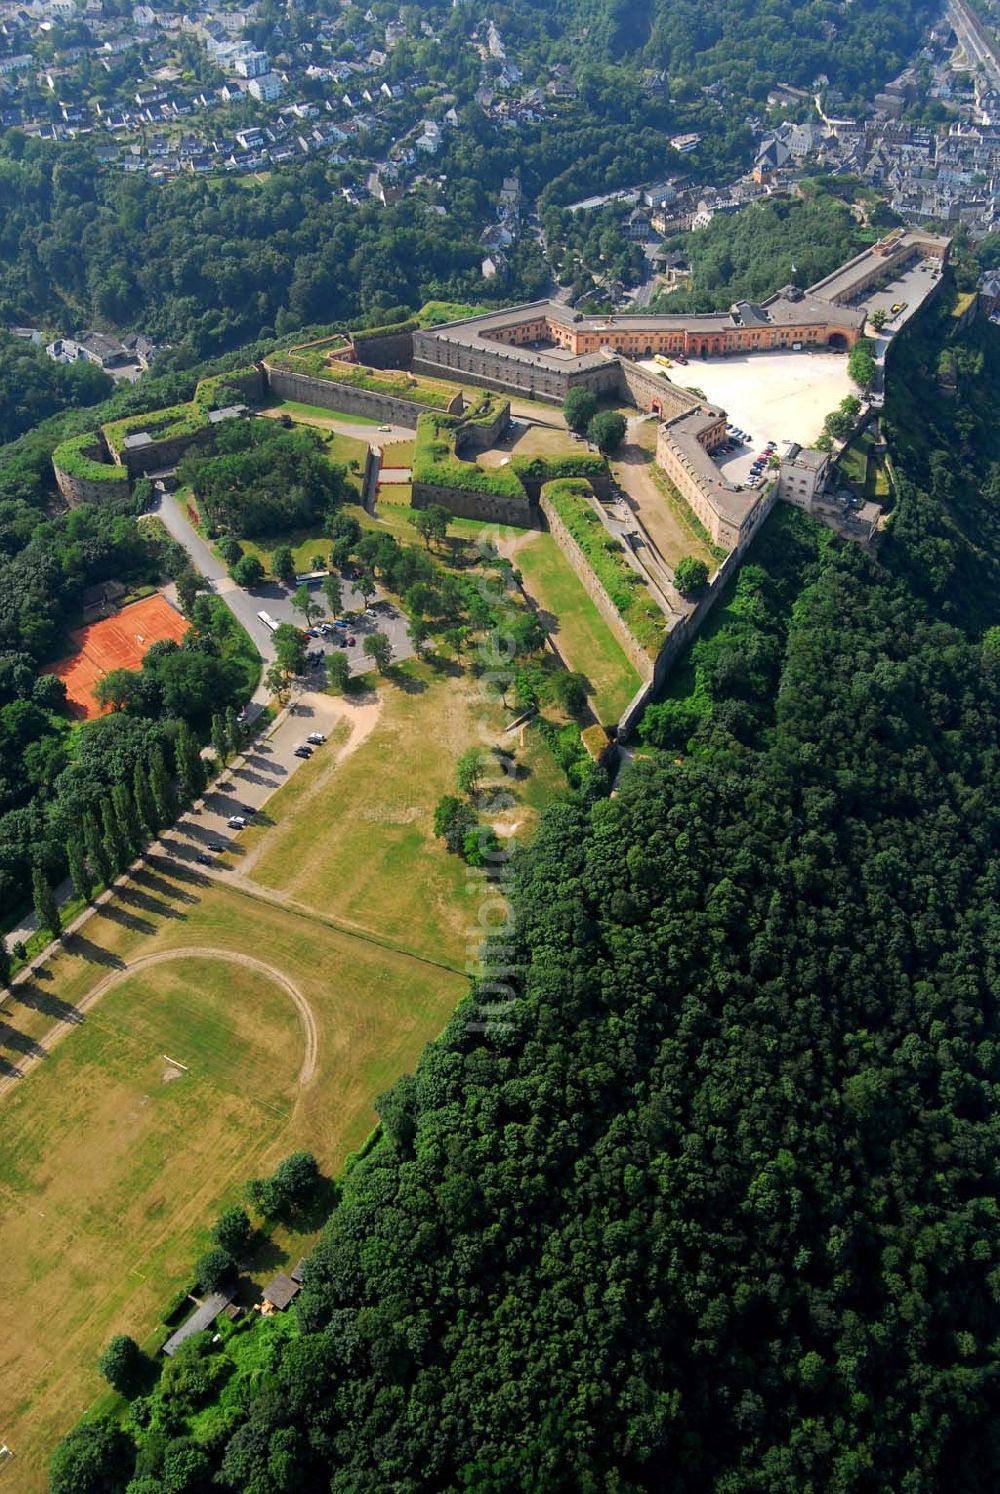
[{"xmin": 47, "ymin": 593, "xmax": 190, "ymax": 719}]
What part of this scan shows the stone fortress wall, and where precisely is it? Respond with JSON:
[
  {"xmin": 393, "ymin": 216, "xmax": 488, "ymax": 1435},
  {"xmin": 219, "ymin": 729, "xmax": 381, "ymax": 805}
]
[
  {"xmin": 53, "ymin": 435, "xmax": 131, "ymax": 506},
  {"xmin": 539, "ymin": 490, "xmax": 654, "ymax": 680}
]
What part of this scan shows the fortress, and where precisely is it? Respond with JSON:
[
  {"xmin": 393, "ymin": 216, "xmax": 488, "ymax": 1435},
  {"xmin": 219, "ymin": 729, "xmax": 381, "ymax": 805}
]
[
  {"xmin": 54, "ymin": 229, "xmax": 950, "ymax": 553},
  {"xmin": 411, "ymin": 290, "xmax": 866, "ymax": 404}
]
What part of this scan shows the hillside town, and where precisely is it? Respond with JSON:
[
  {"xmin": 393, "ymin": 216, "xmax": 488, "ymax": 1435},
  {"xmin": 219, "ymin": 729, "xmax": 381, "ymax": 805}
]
[{"xmin": 1, "ymin": 0, "xmax": 1000, "ymax": 252}]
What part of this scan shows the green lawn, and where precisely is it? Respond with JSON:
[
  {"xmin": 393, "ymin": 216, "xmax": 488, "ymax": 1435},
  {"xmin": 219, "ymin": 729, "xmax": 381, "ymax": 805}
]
[
  {"xmin": 242, "ymin": 662, "xmax": 562, "ymax": 965},
  {"xmin": 381, "ymin": 438, "xmax": 415, "ymax": 467},
  {"xmin": 516, "ymin": 531, "xmax": 642, "ymax": 722},
  {"xmin": 0, "ymin": 869, "xmax": 468, "ymax": 1488},
  {"xmin": 240, "ymin": 529, "xmax": 335, "ymax": 578},
  {"xmin": 265, "ymin": 398, "xmax": 383, "ymax": 427}
]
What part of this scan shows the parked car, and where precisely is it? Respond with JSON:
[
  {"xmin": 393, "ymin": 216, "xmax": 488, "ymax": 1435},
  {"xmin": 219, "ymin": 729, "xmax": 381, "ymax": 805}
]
[
  {"xmin": 347, "ymin": 636, "xmax": 357, "ymax": 646},
  {"xmin": 338, "ymin": 636, "xmax": 348, "ymax": 648},
  {"xmin": 378, "ymin": 424, "xmax": 392, "ymax": 432},
  {"xmin": 227, "ymin": 815, "xmax": 247, "ymax": 828},
  {"xmin": 207, "ymin": 842, "xmax": 225, "ymax": 853},
  {"xmin": 196, "ymin": 853, "xmax": 213, "ymax": 865},
  {"xmin": 294, "ymin": 746, "xmax": 312, "ymax": 759},
  {"xmin": 305, "ymin": 627, "xmax": 320, "ymax": 638},
  {"xmin": 306, "ymin": 732, "xmax": 326, "ymax": 744}
]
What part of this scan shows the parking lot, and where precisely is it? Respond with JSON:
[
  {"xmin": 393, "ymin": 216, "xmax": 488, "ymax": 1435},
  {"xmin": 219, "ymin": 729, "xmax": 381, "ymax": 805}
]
[
  {"xmin": 159, "ymin": 688, "xmax": 346, "ymax": 870},
  {"xmin": 640, "ymin": 347, "xmax": 854, "ymax": 469},
  {"xmin": 253, "ymin": 577, "xmax": 414, "ymax": 681}
]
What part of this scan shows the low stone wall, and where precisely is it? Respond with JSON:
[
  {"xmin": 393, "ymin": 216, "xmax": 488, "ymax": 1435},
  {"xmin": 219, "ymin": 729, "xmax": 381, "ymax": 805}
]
[
  {"xmin": 362, "ymin": 444, "xmax": 380, "ymax": 514},
  {"xmin": 540, "ymin": 493, "xmax": 654, "ymax": 686},
  {"xmin": 265, "ymin": 365, "xmax": 454, "ymax": 428},
  {"xmin": 412, "ymin": 479, "xmax": 540, "ymax": 529}
]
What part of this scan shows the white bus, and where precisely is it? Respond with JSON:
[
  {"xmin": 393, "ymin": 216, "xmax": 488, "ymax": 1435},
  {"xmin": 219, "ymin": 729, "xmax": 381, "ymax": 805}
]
[{"xmin": 257, "ymin": 610, "xmax": 278, "ymax": 632}]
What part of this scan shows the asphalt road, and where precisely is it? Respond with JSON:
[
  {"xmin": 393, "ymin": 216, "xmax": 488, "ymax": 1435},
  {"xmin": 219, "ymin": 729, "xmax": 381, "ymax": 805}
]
[
  {"xmin": 154, "ymin": 488, "xmax": 278, "ymax": 672},
  {"xmin": 153, "ymin": 488, "xmax": 415, "ymax": 681},
  {"xmin": 2, "ymin": 689, "xmax": 344, "ymax": 955}
]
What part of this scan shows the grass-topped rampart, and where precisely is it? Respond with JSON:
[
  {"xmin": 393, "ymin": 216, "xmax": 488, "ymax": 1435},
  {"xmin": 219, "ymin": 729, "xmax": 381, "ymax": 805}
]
[
  {"xmin": 268, "ymin": 348, "xmax": 458, "ymax": 407},
  {"xmin": 542, "ymin": 478, "xmax": 666, "ymax": 655},
  {"xmin": 102, "ymin": 402, "xmax": 204, "ymax": 460},
  {"xmin": 413, "ymin": 410, "xmax": 528, "ymax": 502},
  {"xmin": 54, "ymin": 370, "xmax": 259, "ymax": 482},
  {"xmin": 52, "ymin": 431, "xmax": 130, "ymax": 485},
  {"xmin": 513, "ymin": 450, "xmax": 606, "ymax": 484}
]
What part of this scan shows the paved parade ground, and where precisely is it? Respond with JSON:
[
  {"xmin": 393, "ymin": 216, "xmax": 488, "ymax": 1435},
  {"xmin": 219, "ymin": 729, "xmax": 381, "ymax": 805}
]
[{"xmin": 639, "ymin": 347, "xmax": 854, "ymax": 466}]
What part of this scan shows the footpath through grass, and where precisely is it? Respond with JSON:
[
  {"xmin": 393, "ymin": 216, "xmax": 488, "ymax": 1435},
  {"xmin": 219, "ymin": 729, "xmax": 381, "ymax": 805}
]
[{"xmin": 242, "ymin": 660, "xmax": 559, "ymax": 967}]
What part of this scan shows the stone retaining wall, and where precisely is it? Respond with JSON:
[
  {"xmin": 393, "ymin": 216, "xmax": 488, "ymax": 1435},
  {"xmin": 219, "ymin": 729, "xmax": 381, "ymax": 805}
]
[
  {"xmin": 453, "ymin": 400, "xmax": 511, "ymax": 455},
  {"xmin": 264, "ymin": 365, "xmax": 461, "ymax": 426},
  {"xmin": 412, "ymin": 479, "xmax": 540, "ymax": 529},
  {"xmin": 123, "ymin": 422, "xmax": 217, "ymax": 478},
  {"xmin": 618, "ymin": 359, "xmax": 700, "ymax": 419},
  {"xmin": 616, "ymin": 484, "xmax": 780, "ymax": 739},
  {"xmin": 349, "ymin": 327, "xmax": 415, "ymax": 369},
  {"xmin": 540, "ymin": 493, "xmax": 654, "ymax": 686}
]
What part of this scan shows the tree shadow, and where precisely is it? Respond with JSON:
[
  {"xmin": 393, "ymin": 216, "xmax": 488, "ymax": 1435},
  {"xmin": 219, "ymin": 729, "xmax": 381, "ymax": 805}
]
[
  {"xmin": 0, "ymin": 1055, "xmax": 22, "ymax": 1079},
  {"xmin": 0, "ymin": 1022, "xmax": 46, "ymax": 1058},
  {"xmin": 388, "ymin": 668, "xmax": 426, "ymax": 694},
  {"xmin": 61, "ymin": 932, "xmax": 128, "ymax": 968},
  {"xmin": 244, "ymin": 1232, "xmax": 288, "ymax": 1276},
  {"xmin": 236, "ymin": 769, "xmax": 284, "ymax": 788},
  {"xmin": 425, "ymin": 653, "xmax": 463, "ymax": 678},
  {"xmin": 269, "ymin": 1175, "xmax": 339, "ymax": 1234},
  {"xmin": 94, "ymin": 903, "xmax": 156, "ymax": 935},
  {"xmin": 132, "ymin": 867, "xmax": 199, "ymax": 906},
  {"xmin": 115, "ymin": 884, "xmax": 186, "ymax": 921},
  {"xmin": 142, "ymin": 854, "xmax": 210, "ymax": 892},
  {"xmin": 14, "ymin": 982, "xmax": 84, "ymax": 1024}
]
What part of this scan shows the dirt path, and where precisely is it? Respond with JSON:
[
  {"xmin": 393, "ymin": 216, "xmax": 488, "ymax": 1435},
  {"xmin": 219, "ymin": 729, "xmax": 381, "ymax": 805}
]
[
  {"xmin": 0, "ymin": 946, "xmax": 318, "ymax": 1100},
  {"xmin": 496, "ymin": 529, "xmax": 540, "ymax": 562}
]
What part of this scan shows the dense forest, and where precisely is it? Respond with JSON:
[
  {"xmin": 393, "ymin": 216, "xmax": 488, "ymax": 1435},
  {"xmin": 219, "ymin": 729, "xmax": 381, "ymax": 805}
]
[
  {"xmin": 0, "ymin": 332, "xmax": 114, "ymax": 447},
  {"xmin": 547, "ymin": 0, "xmax": 938, "ymax": 107},
  {"xmin": 51, "ymin": 284, "xmax": 1000, "ymax": 1489},
  {"xmin": 648, "ymin": 187, "xmax": 872, "ymax": 313},
  {"xmin": 881, "ymin": 288, "xmax": 1000, "ymax": 636}
]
